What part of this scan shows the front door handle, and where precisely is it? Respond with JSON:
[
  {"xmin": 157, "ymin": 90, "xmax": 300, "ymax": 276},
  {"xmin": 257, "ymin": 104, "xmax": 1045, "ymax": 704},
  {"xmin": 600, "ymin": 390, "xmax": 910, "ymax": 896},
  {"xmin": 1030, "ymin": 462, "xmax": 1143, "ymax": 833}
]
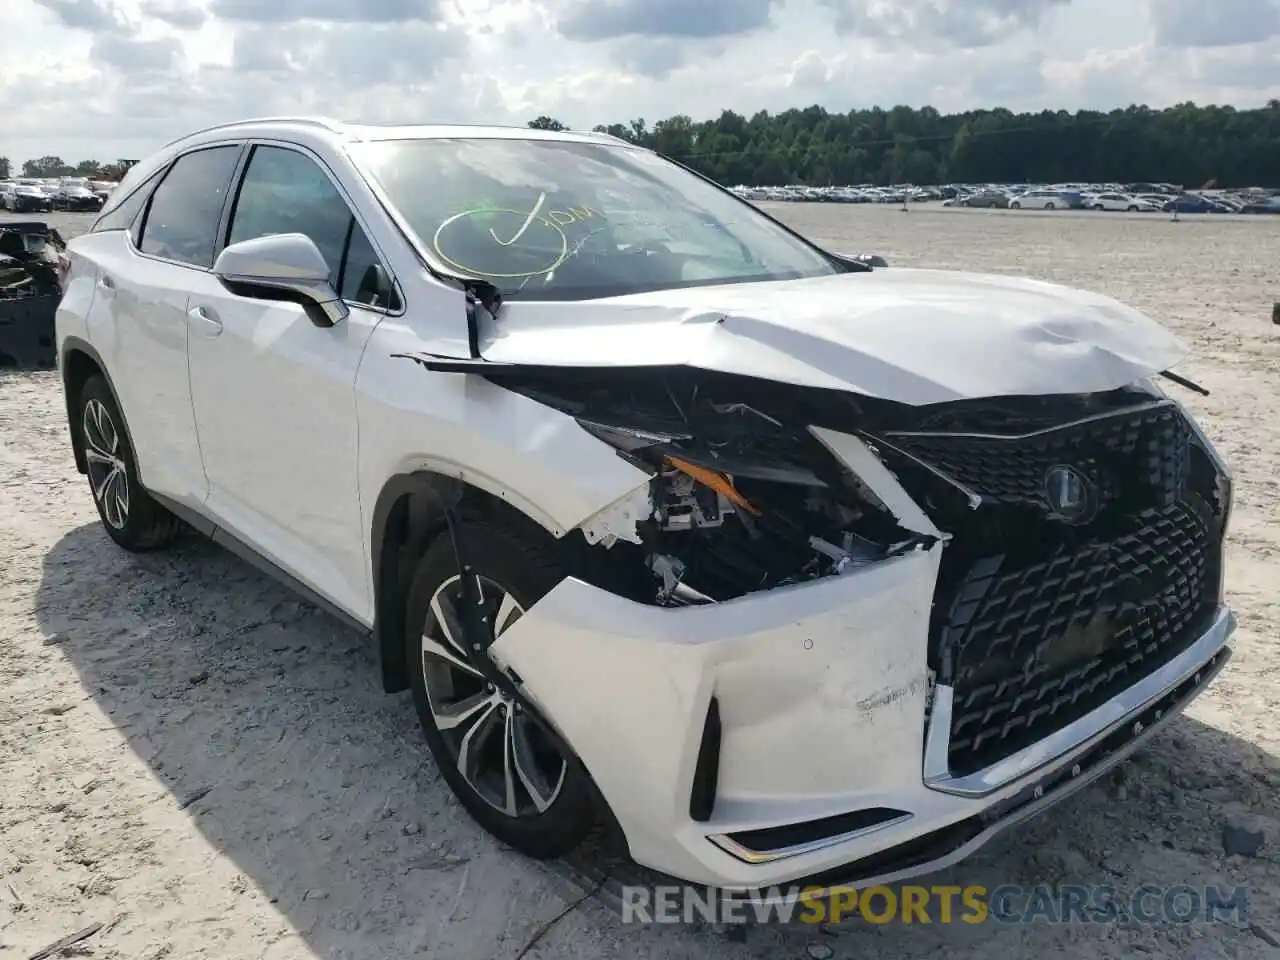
[{"xmin": 188, "ymin": 305, "xmax": 223, "ymax": 337}]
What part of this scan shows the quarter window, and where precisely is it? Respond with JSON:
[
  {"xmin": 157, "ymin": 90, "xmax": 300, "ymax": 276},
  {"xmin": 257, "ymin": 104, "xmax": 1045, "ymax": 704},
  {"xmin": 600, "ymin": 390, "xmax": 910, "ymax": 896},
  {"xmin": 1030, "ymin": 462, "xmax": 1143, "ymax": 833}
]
[
  {"xmin": 91, "ymin": 168, "xmax": 164, "ymax": 235},
  {"xmin": 225, "ymin": 145, "xmax": 397, "ymax": 309},
  {"xmin": 137, "ymin": 146, "xmax": 241, "ymax": 268}
]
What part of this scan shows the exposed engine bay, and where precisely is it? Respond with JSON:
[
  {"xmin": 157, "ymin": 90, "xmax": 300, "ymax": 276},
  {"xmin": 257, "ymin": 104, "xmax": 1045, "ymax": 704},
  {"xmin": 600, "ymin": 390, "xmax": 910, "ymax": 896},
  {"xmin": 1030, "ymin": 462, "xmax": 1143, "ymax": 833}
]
[
  {"xmin": 398, "ymin": 354, "xmax": 1217, "ymax": 624},
  {"xmin": 521, "ymin": 369, "xmax": 948, "ymax": 605},
  {"xmin": 400, "ymin": 360, "xmax": 947, "ymax": 605}
]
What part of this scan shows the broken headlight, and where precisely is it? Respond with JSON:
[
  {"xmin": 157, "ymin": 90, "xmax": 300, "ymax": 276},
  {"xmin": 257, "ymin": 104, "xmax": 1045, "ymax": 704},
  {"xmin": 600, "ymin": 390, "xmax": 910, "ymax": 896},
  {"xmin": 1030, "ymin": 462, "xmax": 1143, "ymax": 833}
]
[{"xmin": 576, "ymin": 417, "xmax": 904, "ymax": 603}]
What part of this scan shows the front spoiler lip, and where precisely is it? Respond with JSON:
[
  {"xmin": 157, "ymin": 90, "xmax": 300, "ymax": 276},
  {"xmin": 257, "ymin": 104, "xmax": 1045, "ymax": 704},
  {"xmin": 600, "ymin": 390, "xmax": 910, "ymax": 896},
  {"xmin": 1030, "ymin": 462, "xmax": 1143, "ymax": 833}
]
[
  {"xmin": 720, "ymin": 630, "xmax": 1233, "ymax": 904},
  {"xmin": 924, "ymin": 605, "xmax": 1237, "ymax": 796}
]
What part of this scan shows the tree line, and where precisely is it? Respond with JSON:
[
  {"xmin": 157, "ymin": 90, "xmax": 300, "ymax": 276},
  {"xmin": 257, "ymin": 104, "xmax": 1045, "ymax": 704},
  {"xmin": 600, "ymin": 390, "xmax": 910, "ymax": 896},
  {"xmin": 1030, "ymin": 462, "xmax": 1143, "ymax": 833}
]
[
  {"xmin": 0, "ymin": 157, "xmax": 138, "ymax": 182},
  {"xmin": 5, "ymin": 101, "xmax": 1277, "ymax": 188},
  {"xmin": 530, "ymin": 100, "xmax": 1280, "ymax": 188}
]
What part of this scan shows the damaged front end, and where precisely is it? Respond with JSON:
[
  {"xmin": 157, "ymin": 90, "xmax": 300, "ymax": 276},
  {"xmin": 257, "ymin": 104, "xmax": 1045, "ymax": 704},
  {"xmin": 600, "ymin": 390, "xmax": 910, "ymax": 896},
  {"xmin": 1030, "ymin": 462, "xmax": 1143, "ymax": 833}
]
[
  {"xmin": 398, "ymin": 352, "xmax": 1234, "ymax": 887},
  {"xmin": 401, "ymin": 357, "xmax": 940, "ymax": 605}
]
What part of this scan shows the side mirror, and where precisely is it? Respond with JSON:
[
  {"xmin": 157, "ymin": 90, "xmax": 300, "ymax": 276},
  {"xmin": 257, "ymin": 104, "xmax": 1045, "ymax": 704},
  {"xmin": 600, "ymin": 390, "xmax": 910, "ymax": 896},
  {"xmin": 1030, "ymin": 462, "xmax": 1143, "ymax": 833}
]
[{"xmin": 213, "ymin": 232, "xmax": 349, "ymax": 327}]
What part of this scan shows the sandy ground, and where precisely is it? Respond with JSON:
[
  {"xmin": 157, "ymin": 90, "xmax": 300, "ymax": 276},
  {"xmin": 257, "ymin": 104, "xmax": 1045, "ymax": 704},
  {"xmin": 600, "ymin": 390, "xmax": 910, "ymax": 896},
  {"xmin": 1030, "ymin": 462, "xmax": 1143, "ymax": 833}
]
[{"xmin": 1, "ymin": 205, "xmax": 1278, "ymax": 960}]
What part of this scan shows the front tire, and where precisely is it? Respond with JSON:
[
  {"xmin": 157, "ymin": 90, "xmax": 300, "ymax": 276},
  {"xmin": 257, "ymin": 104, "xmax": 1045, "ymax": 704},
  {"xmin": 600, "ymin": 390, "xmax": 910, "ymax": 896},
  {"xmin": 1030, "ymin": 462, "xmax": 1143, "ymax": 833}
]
[
  {"xmin": 1045, "ymin": 202, "xmax": 1056, "ymax": 210},
  {"xmin": 1010, "ymin": 201, "xmax": 1021, "ymax": 209},
  {"xmin": 78, "ymin": 376, "xmax": 181, "ymax": 552},
  {"xmin": 405, "ymin": 523, "xmax": 596, "ymax": 859}
]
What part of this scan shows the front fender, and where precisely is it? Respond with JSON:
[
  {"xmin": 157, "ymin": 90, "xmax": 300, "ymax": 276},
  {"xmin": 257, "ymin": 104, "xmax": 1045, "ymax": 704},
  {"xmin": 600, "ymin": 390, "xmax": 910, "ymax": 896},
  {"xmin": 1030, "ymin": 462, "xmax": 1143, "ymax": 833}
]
[{"xmin": 357, "ymin": 323, "xmax": 653, "ymax": 543}]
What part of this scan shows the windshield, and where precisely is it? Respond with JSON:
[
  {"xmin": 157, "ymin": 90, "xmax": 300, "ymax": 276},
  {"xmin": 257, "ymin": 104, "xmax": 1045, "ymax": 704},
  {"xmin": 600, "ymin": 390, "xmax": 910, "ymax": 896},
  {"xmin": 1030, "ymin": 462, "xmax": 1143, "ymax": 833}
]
[{"xmin": 350, "ymin": 137, "xmax": 840, "ymax": 300}]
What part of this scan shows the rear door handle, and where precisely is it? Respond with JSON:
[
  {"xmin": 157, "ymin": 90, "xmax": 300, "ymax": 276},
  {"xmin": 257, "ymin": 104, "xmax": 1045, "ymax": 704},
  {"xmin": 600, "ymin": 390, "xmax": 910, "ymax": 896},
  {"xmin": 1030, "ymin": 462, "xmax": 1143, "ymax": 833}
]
[{"xmin": 188, "ymin": 305, "xmax": 223, "ymax": 337}]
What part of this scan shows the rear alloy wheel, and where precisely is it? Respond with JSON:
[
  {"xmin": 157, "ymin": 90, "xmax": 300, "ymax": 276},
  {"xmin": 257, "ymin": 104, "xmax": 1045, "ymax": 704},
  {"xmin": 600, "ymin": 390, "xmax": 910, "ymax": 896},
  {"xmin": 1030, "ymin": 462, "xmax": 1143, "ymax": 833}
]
[
  {"xmin": 83, "ymin": 397, "xmax": 129, "ymax": 530},
  {"xmin": 405, "ymin": 524, "xmax": 595, "ymax": 859},
  {"xmin": 78, "ymin": 375, "xmax": 181, "ymax": 551}
]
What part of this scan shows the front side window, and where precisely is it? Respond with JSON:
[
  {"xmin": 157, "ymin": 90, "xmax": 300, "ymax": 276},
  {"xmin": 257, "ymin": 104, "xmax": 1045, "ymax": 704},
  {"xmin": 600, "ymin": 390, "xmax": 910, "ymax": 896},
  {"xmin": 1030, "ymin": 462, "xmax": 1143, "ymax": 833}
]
[
  {"xmin": 225, "ymin": 145, "xmax": 397, "ymax": 308},
  {"xmin": 349, "ymin": 137, "xmax": 840, "ymax": 301},
  {"xmin": 138, "ymin": 146, "xmax": 241, "ymax": 267}
]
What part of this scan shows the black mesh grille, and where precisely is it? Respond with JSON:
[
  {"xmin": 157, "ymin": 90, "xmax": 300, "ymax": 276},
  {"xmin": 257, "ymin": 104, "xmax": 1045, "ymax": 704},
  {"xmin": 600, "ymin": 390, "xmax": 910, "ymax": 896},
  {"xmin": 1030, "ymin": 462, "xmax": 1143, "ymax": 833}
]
[
  {"xmin": 938, "ymin": 498, "xmax": 1216, "ymax": 774},
  {"xmin": 886, "ymin": 403, "xmax": 1191, "ymax": 515},
  {"xmin": 880, "ymin": 401, "xmax": 1225, "ymax": 778}
]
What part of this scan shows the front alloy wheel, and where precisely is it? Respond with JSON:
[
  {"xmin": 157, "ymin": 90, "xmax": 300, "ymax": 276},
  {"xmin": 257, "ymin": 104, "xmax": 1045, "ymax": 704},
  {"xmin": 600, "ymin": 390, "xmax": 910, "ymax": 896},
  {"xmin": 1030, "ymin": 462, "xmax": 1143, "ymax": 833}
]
[
  {"xmin": 404, "ymin": 523, "xmax": 596, "ymax": 859},
  {"xmin": 83, "ymin": 397, "xmax": 129, "ymax": 529},
  {"xmin": 421, "ymin": 574, "xmax": 567, "ymax": 816}
]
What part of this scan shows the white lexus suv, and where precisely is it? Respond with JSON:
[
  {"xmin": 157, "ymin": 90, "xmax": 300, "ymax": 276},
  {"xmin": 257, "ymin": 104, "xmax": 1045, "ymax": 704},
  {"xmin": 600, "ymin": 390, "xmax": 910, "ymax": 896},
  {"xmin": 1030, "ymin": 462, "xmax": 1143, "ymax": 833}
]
[{"xmin": 55, "ymin": 117, "xmax": 1235, "ymax": 894}]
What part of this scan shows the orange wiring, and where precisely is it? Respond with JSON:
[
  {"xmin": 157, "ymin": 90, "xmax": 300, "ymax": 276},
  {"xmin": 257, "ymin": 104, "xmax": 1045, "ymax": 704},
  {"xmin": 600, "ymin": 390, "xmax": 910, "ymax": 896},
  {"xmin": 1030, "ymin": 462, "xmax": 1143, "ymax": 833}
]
[{"xmin": 665, "ymin": 455, "xmax": 761, "ymax": 516}]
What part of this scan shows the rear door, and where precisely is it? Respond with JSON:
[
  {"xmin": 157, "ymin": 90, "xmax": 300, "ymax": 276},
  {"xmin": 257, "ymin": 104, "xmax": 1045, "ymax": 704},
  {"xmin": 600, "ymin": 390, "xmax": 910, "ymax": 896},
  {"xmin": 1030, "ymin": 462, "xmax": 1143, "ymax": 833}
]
[
  {"xmin": 184, "ymin": 142, "xmax": 399, "ymax": 621},
  {"xmin": 83, "ymin": 145, "xmax": 243, "ymax": 506}
]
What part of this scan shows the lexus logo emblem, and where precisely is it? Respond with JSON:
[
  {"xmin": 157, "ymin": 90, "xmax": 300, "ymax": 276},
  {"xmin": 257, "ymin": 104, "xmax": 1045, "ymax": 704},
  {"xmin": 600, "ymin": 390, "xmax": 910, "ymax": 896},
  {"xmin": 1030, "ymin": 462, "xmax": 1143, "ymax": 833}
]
[{"xmin": 1044, "ymin": 464, "xmax": 1095, "ymax": 523}]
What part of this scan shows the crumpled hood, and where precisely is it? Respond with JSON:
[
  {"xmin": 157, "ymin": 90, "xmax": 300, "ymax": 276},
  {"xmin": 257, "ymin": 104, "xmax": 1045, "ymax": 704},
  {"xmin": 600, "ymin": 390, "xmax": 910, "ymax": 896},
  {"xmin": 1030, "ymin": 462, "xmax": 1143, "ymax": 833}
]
[{"xmin": 476, "ymin": 268, "xmax": 1189, "ymax": 405}]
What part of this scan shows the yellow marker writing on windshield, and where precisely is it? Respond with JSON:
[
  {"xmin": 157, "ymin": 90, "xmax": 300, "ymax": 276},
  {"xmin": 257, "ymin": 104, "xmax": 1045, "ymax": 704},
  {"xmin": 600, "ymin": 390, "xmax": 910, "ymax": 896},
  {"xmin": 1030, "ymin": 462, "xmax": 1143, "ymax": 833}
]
[{"xmin": 430, "ymin": 202, "xmax": 601, "ymax": 280}]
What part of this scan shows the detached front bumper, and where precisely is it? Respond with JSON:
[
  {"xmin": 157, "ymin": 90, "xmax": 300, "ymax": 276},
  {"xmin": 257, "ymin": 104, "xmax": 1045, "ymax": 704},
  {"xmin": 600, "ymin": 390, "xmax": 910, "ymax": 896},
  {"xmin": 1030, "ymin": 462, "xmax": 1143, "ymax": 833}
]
[{"xmin": 492, "ymin": 553, "xmax": 1234, "ymax": 889}]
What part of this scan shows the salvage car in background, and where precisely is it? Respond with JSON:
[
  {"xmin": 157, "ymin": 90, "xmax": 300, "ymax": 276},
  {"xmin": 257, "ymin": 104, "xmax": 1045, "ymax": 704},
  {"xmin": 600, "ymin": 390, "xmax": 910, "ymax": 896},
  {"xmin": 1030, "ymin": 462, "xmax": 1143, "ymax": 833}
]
[
  {"xmin": 5, "ymin": 183, "xmax": 54, "ymax": 212},
  {"xmin": 55, "ymin": 183, "xmax": 105, "ymax": 211},
  {"xmin": 1010, "ymin": 188, "xmax": 1086, "ymax": 209},
  {"xmin": 1086, "ymin": 192, "xmax": 1159, "ymax": 212},
  {"xmin": 55, "ymin": 118, "xmax": 1235, "ymax": 894},
  {"xmin": 0, "ymin": 220, "xmax": 64, "ymax": 367},
  {"xmin": 1164, "ymin": 193, "xmax": 1228, "ymax": 214},
  {"xmin": 957, "ymin": 189, "xmax": 1010, "ymax": 208}
]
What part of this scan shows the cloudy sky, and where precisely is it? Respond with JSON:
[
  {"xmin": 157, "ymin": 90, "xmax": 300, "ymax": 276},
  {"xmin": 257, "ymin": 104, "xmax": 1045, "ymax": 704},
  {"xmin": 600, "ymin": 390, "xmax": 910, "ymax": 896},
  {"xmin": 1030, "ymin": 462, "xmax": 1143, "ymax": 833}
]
[{"xmin": 2, "ymin": 0, "xmax": 1277, "ymax": 167}]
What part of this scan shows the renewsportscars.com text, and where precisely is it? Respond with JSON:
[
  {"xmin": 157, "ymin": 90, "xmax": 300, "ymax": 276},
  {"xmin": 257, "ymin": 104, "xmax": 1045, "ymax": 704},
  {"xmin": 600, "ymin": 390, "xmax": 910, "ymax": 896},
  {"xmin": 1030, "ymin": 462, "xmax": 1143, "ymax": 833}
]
[{"xmin": 621, "ymin": 883, "xmax": 1250, "ymax": 926}]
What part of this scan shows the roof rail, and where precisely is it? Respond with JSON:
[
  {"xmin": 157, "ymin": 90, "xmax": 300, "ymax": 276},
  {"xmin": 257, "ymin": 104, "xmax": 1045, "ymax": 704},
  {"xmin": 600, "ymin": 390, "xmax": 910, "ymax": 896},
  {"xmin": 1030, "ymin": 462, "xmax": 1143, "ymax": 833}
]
[
  {"xmin": 588, "ymin": 130, "xmax": 636, "ymax": 146},
  {"xmin": 340, "ymin": 120, "xmax": 635, "ymax": 145},
  {"xmin": 158, "ymin": 116, "xmax": 346, "ymax": 150}
]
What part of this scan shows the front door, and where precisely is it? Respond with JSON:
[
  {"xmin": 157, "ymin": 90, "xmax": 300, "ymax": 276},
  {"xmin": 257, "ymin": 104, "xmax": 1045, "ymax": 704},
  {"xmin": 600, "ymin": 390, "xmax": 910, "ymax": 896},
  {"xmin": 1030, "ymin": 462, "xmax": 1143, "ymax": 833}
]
[{"xmin": 186, "ymin": 143, "xmax": 398, "ymax": 622}]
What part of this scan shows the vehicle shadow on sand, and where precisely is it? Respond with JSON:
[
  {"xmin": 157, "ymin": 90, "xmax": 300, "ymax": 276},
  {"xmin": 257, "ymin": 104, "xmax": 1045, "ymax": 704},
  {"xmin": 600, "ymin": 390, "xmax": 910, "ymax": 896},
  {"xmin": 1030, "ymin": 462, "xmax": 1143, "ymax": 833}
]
[{"xmin": 37, "ymin": 522, "xmax": 1279, "ymax": 960}]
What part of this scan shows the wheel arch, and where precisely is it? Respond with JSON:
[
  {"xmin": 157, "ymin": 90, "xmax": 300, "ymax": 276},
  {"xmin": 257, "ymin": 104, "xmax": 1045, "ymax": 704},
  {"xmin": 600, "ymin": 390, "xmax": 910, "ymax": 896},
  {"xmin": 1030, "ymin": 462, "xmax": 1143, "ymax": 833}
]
[
  {"xmin": 60, "ymin": 337, "xmax": 132, "ymax": 475},
  {"xmin": 370, "ymin": 470, "xmax": 578, "ymax": 694}
]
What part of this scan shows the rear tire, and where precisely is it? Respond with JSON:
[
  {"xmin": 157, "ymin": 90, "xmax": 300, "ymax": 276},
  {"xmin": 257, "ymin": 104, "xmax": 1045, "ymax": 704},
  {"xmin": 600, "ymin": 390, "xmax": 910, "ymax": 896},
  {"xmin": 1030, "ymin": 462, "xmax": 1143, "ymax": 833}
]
[
  {"xmin": 405, "ymin": 522, "xmax": 596, "ymax": 859},
  {"xmin": 1045, "ymin": 202, "xmax": 1056, "ymax": 210},
  {"xmin": 77, "ymin": 376, "xmax": 182, "ymax": 552}
]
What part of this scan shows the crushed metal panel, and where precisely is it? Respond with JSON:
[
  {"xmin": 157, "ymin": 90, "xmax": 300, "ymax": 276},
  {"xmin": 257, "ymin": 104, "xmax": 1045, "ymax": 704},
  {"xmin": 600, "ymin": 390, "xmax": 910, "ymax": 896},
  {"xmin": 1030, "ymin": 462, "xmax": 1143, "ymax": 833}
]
[
  {"xmin": 488, "ymin": 543, "xmax": 941, "ymax": 887},
  {"xmin": 469, "ymin": 268, "xmax": 1190, "ymax": 404},
  {"xmin": 809, "ymin": 427, "xmax": 943, "ymax": 539},
  {"xmin": 0, "ymin": 222, "xmax": 63, "ymax": 368},
  {"xmin": 576, "ymin": 482, "xmax": 652, "ymax": 546}
]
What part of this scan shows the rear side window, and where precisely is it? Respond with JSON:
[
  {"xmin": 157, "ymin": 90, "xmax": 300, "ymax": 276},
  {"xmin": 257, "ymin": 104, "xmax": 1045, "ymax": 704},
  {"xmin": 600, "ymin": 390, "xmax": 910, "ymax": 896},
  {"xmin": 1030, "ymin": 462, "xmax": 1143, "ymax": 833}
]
[
  {"xmin": 138, "ymin": 146, "xmax": 241, "ymax": 268},
  {"xmin": 225, "ymin": 144, "xmax": 398, "ymax": 309}
]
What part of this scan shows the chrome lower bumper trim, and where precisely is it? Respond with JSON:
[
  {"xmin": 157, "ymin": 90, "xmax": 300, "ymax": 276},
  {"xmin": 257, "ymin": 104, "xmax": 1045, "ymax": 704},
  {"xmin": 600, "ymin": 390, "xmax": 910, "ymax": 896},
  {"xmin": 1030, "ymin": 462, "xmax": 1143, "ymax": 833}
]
[
  {"xmin": 708, "ymin": 813, "xmax": 914, "ymax": 865},
  {"xmin": 923, "ymin": 605, "xmax": 1236, "ymax": 797}
]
